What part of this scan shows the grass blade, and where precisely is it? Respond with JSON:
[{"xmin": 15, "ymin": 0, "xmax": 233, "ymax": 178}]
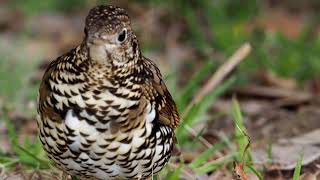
[
  {"xmin": 177, "ymin": 60, "xmax": 216, "ymax": 111},
  {"xmin": 292, "ymin": 151, "xmax": 304, "ymax": 180},
  {"xmin": 176, "ymin": 77, "xmax": 235, "ymax": 144},
  {"xmin": 189, "ymin": 141, "xmax": 226, "ymax": 169},
  {"xmin": 1, "ymin": 110, "xmax": 50, "ymax": 169},
  {"xmin": 166, "ymin": 165, "xmax": 183, "ymax": 180},
  {"xmin": 16, "ymin": 145, "xmax": 51, "ymax": 169},
  {"xmin": 231, "ymin": 98, "xmax": 250, "ymax": 161},
  {"xmin": 195, "ymin": 152, "xmax": 237, "ymax": 175},
  {"xmin": 2, "ymin": 112, "xmax": 19, "ymax": 152},
  {"xmin": 247, "ymin": 164, "xmax": 263, "ymax": 180}
]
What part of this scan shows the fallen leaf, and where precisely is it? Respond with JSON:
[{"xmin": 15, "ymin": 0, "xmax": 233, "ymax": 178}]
[
  {"xmin": 279, "ymin": 129, "xmax": 320, "ymax": 146},
  {"xmin": 252, "ymin": 143, "xmax": 320, "ymax": 170}
]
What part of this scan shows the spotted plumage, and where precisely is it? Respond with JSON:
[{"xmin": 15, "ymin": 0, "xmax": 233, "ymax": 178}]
[{"xmin": 37, "ymin": 5, "xmax": 180, "ymax": 180}]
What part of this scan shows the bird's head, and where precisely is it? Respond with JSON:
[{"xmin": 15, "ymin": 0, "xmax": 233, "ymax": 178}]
[{"xmin": 84, "ymin": 5, "xmax": 140, "ymax": 67}]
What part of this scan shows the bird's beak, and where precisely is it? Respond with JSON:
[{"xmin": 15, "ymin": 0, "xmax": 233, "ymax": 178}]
[
  {"xmin": 87, "ymin": 34, "xmax": 117, "ymax": 53},
  {"xmin": 100, "ymin": 34, "xmax": 118, "ymax": 53},
  {"xmin": 87, "ymin": 33, "xmax": 106, "ymax": 45}
]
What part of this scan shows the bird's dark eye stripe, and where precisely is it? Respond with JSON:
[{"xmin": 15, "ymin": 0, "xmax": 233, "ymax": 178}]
[{"xmin": 117, "ymin": 29, "xmax": 127, "ymax": 42}]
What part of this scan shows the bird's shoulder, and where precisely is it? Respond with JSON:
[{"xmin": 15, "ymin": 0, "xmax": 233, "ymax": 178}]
[{"xmin": 38, "ymin": 46, "xmax": 88, "ymax": 121}]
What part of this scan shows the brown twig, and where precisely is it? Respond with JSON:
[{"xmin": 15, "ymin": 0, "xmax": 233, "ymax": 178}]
[{"xmin": 183, "ymin": 43, "xmax": 252, "ymax": 148}]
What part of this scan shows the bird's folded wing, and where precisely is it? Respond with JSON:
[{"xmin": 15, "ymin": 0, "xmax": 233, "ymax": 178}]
[{"xmin": 142, "ymin": 59, "xmax": 180, "ymax": 129}]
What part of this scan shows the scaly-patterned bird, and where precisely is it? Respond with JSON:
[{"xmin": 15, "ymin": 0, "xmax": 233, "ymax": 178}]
[{"xmin": 37, "ymin": 5, "xmax": 180, "ymax": 180}]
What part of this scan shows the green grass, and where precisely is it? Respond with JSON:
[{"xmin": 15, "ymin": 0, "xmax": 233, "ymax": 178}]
[
  {"xmin": 189, "ymin": 141, "xmax": 227, "ymax": 170},
  {"xmin": 142, "ymin": 0, "xmax": 320, "ymax": 84},
  {"xmin": 0, "ymin": 47, "xmax": 50, "ymax": 171},
  {"xmin": 160, "ymin": 97, "xmax": 263, "ymax": 179},
  {"xmin": 157, "ymin": 56, "xmax": 237, "ymax": 178},
  {"xmin": 231, "ymin": 98, "xmax": 262, "ymax": 180},
  {"xmin": 293, "ymin": 151, "xmax": 304, "ymax": 180},
  {"xmin": 1, "ymin": 110, "xmax": 50, "ymax": 169},
  {"xmin": 267, "ymin": 140, "xmax": 273, "ymax": 165},
  {"xmin": 0, "ymin": 55, "xmax": 39, "ymax": 115},
  {"xmin": 231, "ymin": 98, "xmax": 250, "ymax": 161},
  {"xmin": 10, "ymin": 0, "xmax": 88, "ymax": 16},
  {"xmin": 176, "ymin": 76, "xmax": 235, "ymax": 145}
]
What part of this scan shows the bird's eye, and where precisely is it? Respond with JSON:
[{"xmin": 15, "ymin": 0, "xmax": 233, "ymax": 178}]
[{"xmin": 117, "ymin": 29, "xmax": 127, "ymax": 43}]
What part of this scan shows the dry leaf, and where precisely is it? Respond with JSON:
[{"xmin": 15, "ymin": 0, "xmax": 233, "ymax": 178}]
[{"xmin": 252, "ymin": 144, "xmax": 320, "ymax": 170}]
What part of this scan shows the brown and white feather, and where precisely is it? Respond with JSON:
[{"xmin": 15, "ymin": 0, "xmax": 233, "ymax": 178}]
[{"xmin": 37, "ymin": 5, "xmax": 179, "ymax": 180}]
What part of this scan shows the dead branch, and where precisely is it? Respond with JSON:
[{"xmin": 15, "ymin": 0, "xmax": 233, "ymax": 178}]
[{"xmin": 183, "ymin": 43, "xmax": 252, "ymax": 148}]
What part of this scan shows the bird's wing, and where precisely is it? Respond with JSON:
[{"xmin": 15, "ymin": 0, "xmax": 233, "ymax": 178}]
[
  {"xmin": 142, "ymin": 59, "xmax": 180, "ymax": 129},
  {"xmin": 38, "ymin": 60, "xmax": 64, "ymax": 122}
]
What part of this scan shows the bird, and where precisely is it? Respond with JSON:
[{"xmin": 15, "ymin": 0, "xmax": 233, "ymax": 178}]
[{"xmin": 37, "ymin": 5, "xmax": 180, "ymax": 180}]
